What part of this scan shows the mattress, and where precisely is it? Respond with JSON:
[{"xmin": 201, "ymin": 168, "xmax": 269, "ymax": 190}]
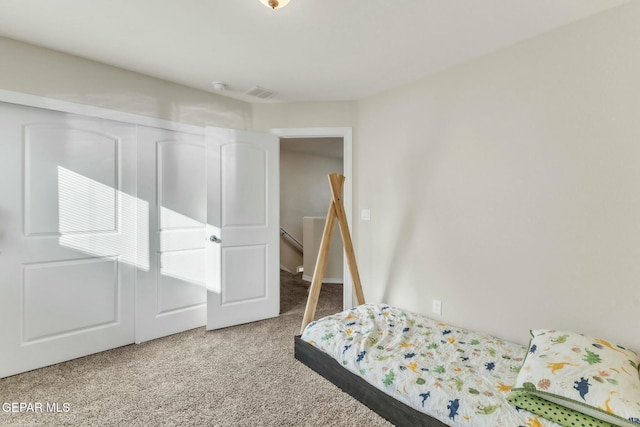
[{"xmin": 300, "ymin": 304, "xmax": 560, "ymax": 427}]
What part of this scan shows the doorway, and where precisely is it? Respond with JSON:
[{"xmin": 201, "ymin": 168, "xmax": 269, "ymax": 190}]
[{"xmin": 271, "ymin": 127, "xmax": 353, "ymax": 313}]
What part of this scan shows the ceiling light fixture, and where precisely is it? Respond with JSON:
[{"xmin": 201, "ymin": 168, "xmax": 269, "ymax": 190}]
[
  {"xmin": 259, "ymin": 0, "xmax": 290, "ymax": 10},
  {"xmin": 211, "ymin": 82, "xmax": 227, "ymax": 92}
]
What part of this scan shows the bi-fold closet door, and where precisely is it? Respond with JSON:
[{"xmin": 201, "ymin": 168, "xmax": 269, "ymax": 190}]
[
  {"xmin": 137, "ymin": 126, "xmax": 281, "ymax": 341},
  {"xmin": 0, "ymin": 102, "xmax": 208, "ymax": 378},
  {"xmin": 0, "ymin": 100, "xmax": 279, "ymax": 378}
]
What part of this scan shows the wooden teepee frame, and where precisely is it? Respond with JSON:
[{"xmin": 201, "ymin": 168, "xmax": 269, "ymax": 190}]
[{"xmin": 300, "ymin": 173, "xmax": 365, "ymax": 334}]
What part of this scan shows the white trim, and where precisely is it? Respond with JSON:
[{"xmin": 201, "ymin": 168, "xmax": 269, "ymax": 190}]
[
  {"xmin": 270, "ymin": 127, "xmax": 354, "ymax": 310},
  {"xmin": 0, "ymin": 89, "xmax": 204, "ymax": 135},
  {"xmin": 302, "ymin": 275, "xmax": 343, "ymax": 285},
  {"xmin": 280, "ymin": 265, "xmax": 294, "ymax": 274}
]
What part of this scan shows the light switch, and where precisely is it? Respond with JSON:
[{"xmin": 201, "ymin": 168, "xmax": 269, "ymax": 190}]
[
  {"xmin": 361, "ymin": 209, "xmax": 371, "ymax": 221},
  {"xmin": 432, "ymin": 299, "xmax": 442, "ymax": 315}
]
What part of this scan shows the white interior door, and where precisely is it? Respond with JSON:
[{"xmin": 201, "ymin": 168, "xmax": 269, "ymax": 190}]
[
  {"xmin": 135, "ymin": 126, "xmax": 207, "ymax": 343},
  {"xmin": 206, "ymin": 127, "xmax": 279, "ymax": 330},
  {"xmin": 0, "ymin": 102, "xmax": 136, "ymax": 378}
]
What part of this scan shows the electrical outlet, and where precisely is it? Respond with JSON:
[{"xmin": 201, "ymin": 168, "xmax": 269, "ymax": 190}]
[{"xmin": 432, "ymin": 299, "xmax": 442, "ymax": 315}]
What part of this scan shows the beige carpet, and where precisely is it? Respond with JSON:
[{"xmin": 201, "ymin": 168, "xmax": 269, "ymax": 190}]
[{"xmin": 0, "ymin": 271, "xmax": 392, "ymax": 427}]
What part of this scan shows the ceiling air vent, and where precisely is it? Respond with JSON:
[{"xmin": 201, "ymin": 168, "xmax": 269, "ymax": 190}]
[{"xmin": 246, "ymin": 86, "xmax": 276, "ymax": 99}]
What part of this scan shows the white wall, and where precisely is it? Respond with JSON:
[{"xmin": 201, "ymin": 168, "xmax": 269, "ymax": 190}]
[
  {"xmin": 0, "ymin": 37, "xmax": 251, "ymax": 129},
  {"xmin": 280, "ymin": 148, "xmax": 343, "ymax": 274},
  {"xmin": 356, "ymin": 2, "xmax": 640, "ymax": 349},
  {"xmin": 251, "ymin": 102, "xmax": 357, "ymax": 132}
]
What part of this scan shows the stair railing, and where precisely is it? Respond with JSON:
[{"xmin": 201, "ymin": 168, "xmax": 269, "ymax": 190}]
[{"xmin": 280, "ymin": 227, "xmax": 303, "ymax": 254}]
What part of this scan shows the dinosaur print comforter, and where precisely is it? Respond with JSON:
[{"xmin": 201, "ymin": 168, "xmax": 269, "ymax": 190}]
[{"xmin": 301, "ymin": 304, "xmax": 560, "ymax": 427}]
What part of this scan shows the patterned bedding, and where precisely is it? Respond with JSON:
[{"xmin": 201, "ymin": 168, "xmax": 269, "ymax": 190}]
[{"xmin": 301, "ymin": 304, "xmax": 561, "ymax": 427}]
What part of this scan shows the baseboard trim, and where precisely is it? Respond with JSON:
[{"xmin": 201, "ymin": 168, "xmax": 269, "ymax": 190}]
[
  {"xmin": 280, "ymin": 265, "xmax": 294, "ymax": 274},
  {"xmin": 302, "ymin": 274, "xmax": 343, "ymax": 284}
]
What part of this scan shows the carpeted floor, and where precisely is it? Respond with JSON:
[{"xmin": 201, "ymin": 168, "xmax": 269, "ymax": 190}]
[{"xmin": 0, "ymin": 271, "xmax": 392, "ymax": 427}]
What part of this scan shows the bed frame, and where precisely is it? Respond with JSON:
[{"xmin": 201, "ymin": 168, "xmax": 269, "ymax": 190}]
[{"xmin": 294, "ymin": 336, "xmax": 448, "ymax": 427}]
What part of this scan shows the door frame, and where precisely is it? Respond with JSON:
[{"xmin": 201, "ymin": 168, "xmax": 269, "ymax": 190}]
[{"xmin": 270, "ymin": 127, "xmax": 354, "ymax": 310}]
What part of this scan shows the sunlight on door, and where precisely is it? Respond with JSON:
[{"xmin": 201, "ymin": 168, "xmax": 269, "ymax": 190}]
[
  {"xmin": 57, "ymin": 165, "xmax": 215, "ymax": 296},
  {"xmin": 57, "ymin": 166, "xmax": 150, "ymax": 271},
  {"xmin": 55, "ymin": 165, "xmax": 215, "ymax": 336}
]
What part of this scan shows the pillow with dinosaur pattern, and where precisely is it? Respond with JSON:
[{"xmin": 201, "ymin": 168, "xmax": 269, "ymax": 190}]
[{"xmin": 510, "ymin": 329, "xmax": 640, "ymax": 427}]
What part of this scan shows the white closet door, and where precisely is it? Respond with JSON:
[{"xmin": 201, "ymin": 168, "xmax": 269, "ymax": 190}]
[
  {"xmin": 206, "ymin": 127, "xmax": 279, "ymax": 330},
  {"xmin": 0, "ymin": 102, "xmax": 136, "ymax": 378},
  {"xmin": 135, "ymin": 126, "xmax": 206, "ymax": 343}
]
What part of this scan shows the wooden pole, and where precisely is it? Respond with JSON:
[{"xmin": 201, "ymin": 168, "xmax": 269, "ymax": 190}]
[
  {"xmin": 300, "ymin": 173, "xmax": 365, "ymax": 334},
  {"xmin": 328, "ymin": 174, "xmax": 365, "ymax": 306}
]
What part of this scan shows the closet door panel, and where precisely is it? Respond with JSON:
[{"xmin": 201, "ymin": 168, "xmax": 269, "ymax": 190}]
[
  {"xmin": 0, "ymin": 101, "xmax": 136, "ymax": 378},
  {"xmin": 135, "ymin": 126, "xmax": 206, "ymax": 343}
]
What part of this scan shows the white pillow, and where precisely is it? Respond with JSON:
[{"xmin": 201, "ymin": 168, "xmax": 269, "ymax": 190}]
[{"xmin": 510, "ymin": 329, "xmax": 640, "ymax": 427}]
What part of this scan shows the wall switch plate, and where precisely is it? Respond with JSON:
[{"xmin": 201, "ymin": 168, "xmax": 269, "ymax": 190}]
[
  {"xmin": 361, "ymin": 209, "xmax": 371, "ymax": 221},
  {"xmin": 432, "ymin": 299, "xmax": 442, "ymax": 315}
]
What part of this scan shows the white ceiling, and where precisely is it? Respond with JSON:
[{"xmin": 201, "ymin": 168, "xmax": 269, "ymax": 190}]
[{"xmin": 0, "ymin": 0, "xmax": 631, "ymax": 104}]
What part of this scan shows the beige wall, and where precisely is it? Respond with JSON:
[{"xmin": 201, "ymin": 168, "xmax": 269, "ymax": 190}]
[
  {"xmin": 251, "ymin": 102, "xmax": 357, "ymax": 132},
  {"xmin": 280, "ymin": 148, "xmax": 343, "ymax": 274},
  {"xmin": 0, "ymin": 37, "xmax": 251, "ymax": 129},
  {"xmin": 356, "ymin": 2, "xmax": 640, "ymax": 349}
]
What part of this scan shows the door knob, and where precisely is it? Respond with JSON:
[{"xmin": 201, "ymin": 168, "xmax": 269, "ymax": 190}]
[{"xmin": 209, "ymin": 235, "xmax": 222, "ymax": 243}]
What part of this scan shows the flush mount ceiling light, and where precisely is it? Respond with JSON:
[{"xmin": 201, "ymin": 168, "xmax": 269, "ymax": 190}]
[
  {"xmin": 211, "ymin": 82, "xmax": 227, "ymax": 92},
  {"xmin": 259, "ymin": 0, "xmax": 290, "ymax": 10}
]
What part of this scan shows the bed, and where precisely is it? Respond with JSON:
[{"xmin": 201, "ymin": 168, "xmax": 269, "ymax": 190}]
[{"xmin": 295, "ymin": 304, "xmax": 640, "ymax": 427}]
